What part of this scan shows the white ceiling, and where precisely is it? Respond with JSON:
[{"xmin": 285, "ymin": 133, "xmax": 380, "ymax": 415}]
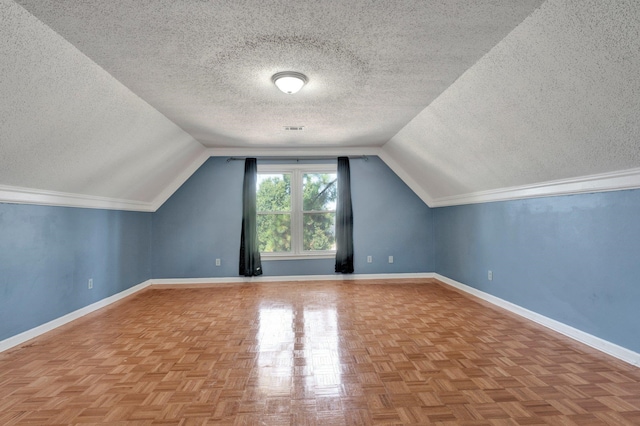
[
  {"xmin": 2, "ymin": 0, "xmax": 640, "ymax": 209},
  {"xmin": 386, "ymin": 0, "xmax": 640, "ymax": 203}
]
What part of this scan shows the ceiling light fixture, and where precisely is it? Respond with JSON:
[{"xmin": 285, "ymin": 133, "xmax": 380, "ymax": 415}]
[{"xmin": 272, "ymin": 71, "xmax": 308, "ymax": 94}]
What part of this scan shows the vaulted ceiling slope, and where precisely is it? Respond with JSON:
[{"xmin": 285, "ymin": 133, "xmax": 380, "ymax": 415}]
[
  {"xmin": 1, "ymin": 0, "xmax": 206, "ymax": 210},
  {"xmin": 1, "ymin": 0, "xmax": 639, "ymax": 211},
  {"xmin": 386, "ymin": 0, "xmax": 640, "ymax": 206}
]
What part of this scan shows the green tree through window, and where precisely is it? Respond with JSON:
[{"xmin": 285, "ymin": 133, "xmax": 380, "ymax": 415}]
[
  {"xmin": 257, "ymin": 166, "xmax": 337, "ymax": 256},
  {"xmin": 256, "ymin": 173, "xmax": 292, "ymax": 253},
  {"xmin": 302, "ymin": 173, "xmax": 337, "ymax": 251}
]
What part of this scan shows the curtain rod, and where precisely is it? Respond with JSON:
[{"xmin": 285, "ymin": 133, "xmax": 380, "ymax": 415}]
[{"xmin": 226, "ymin": 155, "xmax": 368, "ymax": 163}]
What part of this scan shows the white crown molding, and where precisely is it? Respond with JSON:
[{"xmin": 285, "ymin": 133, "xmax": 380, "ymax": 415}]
[
  {"xmin": 206, "ymin": 146, "xmax": 383, "ymax": 159},
  {"xmin": 433, "ymin": 274, "xmax": 640, "ymax": 367},
  {"xmin": 429, "ymin": 167, "xmax": 640, "ymax": 207},
  {"xmin": 5, "ymin": 146, "xmax": 640, "ymax": 212},
  {"xmin": 0, "ymin": 147, "xmax": 384, "ymax": 212},
  {"xmin": 0, "ymin": 184, "xmax": 155, "ymax": 212},
  {"xmin": 0, "ymin": 280, "xmax": 153, "ymax": 353},
  {"xmin": 0, "ymin": 149, "xmax": 211, "ymax": 213}
]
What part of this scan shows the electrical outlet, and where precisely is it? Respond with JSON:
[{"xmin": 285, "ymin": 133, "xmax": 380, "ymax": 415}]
[
  {"xmin": 388, "ymin": 255, "xmax": 394, "ymax": 264},
  {"xmin": 367, "ymin": 255, "xmax": 372, "ymax": 263},
  {"xmin": 88, "ymin": 278, "xmax": 93, "ymax": 289},
  {"xmin": 488, "ymin": 270, "xmax": 493, "ymax": 281},
  {"xmin": 215, "ymin": 258, "xmax": 221, "ymax": 266}
]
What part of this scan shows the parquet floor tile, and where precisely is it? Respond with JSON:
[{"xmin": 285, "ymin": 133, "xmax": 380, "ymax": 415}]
[{"xmin": 1, "ymin": 279, "xmax": 640, "ymax": 425}]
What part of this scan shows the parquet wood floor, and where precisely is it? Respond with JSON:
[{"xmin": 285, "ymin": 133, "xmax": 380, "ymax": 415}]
[{"xmin": 1, "ymin": 279, "xmax": 640, "ymax": 425}]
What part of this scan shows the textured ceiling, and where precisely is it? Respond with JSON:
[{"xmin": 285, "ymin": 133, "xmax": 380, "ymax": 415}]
[
  {"xmin": 0, "ymin": 0, "xmax": 205, "ymax": 205},
  {"xmin": 2, "ymin": 0, "xmax": 640, "ymax": 209},
  {"xmin": 385, "ymin": 0, "xmax": 640, "ymax": 202},
  {"xmin": 11, "ymin": 0, "xmax": 543, "ymax": 148}
]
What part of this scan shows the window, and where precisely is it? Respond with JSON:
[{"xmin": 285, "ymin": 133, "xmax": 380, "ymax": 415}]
[{"xmin": 257, "ymin": 164, "xmax": 337, "ymax": 259}]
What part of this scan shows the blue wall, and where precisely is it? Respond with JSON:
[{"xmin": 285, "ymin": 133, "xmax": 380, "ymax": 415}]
[
  {"xmin": 1, "ymin": 155, "xmax": 434, "ymax": 343},
  {"xmin": 0, "ymin": 203, "xmax": 151, "ymax": 341},
  {"xmin": 351, "ymin": 156, "xmax": 434, "ymax": 274},
  {"xmin": 151, "ymin": 157, "xmax": 244, "ymax": 278},
  {"xmin": 434, "ymin": 190, "xmax": 640, "ymax": 352},
  {"xmin": 4, "ymin": 158, "xmax": 640, "ymax": 356},
  {"xmin": 152, "ymin": 156, "xmax": 435, "ymax": 278}
]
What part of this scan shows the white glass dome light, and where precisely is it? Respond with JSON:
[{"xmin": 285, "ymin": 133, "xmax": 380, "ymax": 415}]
[{"xmin": 272, "ymin": 71, "xmax": 308, "ymax": 94}]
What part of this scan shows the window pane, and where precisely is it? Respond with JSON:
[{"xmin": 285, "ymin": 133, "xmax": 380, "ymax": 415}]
[
  {"xmin": 303, "ymin": 212, "xmax": 336, "ymax": 251},
  {"xmin": 257, "ymin": 173, "xmax": 291, "ymax": 212},
  {"xmin": 257, "ymin": 214, "xmax": 291, "ymax": 252},
  {"xmin": 303, "ymin": 173, "xmax": 337, "ymax": 211}
]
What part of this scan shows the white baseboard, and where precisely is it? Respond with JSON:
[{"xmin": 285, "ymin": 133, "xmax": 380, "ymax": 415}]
[
  {"xmin": 150, "ymin": 272, "xmax": 436, "ymax": 286},
  {"xmin": 0, "ymin": 280, "xmax": 153, "ymax": 353},
  {"xmin": 433, "ymin": 274, "xmax": 640, "ymax": 367}
]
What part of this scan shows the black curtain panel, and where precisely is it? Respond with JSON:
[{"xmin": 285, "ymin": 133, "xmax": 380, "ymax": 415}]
[
  {"xmin": 239, "ymin": 158, "xmax": 263, "ymax": 277},
  {"xmin": 335, "ymin": 157, "xmax": 354, "ymax": 273}
]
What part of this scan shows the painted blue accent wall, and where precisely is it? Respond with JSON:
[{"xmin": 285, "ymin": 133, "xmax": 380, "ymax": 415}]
[
  {"xmin": 351, "ymin": 156, "xmax": 434, "ymax": 273},
  {"xmin": 152, "ymin": 156, "xmax": 435, "ymax": 278},
  {"xmin": 4, "ymin": 160, "xmax": 640, "ymax": 356},
  {"xmin": 434, "ymin": 190, "xmax": 640, "ymax": 352},
  {"xmin": 151, "ymin": 157, "xmax": 244, "ymax": 278},
  {"xmin": 0, "ymin": 203, "xmax": 151, "ymax": 341}
]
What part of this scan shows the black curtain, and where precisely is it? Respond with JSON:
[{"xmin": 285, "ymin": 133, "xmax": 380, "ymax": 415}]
[
  {"xmin": 239, "ymin": 158, "xmax": 263, "ymax": 277},
  {"xmin": 335, "ymin": 157, "xmax": 354, "ymax": 273}
]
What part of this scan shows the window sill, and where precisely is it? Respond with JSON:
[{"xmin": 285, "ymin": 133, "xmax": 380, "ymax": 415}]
[{"xmin": 261, "ymin": 252, "xmax": 336, "ymax": 261}]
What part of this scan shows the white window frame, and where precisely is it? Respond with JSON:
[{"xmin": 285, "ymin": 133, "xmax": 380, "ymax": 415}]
[{"xmin": 257, "ymin": 163, "xmax": 337, "ymax": 260}]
